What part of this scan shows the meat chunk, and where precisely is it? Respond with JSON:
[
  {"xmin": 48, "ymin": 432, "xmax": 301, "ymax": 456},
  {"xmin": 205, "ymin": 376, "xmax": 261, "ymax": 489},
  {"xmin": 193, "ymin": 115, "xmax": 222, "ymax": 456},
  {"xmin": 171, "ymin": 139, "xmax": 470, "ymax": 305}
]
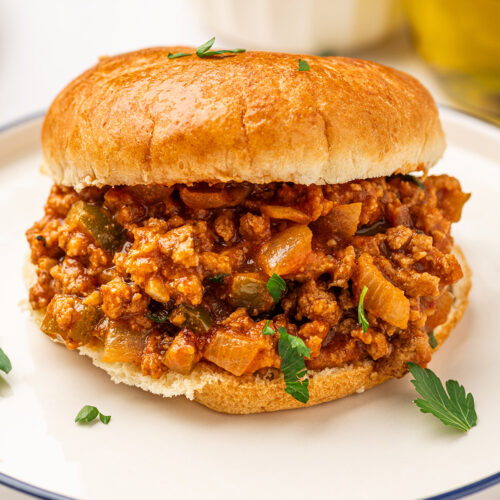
[
  {"xmin": 159, "ymin": 225, "xmax": 199, "ymax": 268},
  {"xmin": 104, "ymin": 187, "xmax": 147, "ymax": 226},
  {"xmin": 214, "ymin": 211, "xmax": 237, "ymax": 242},
  {"xmin": 164, "ymin": 330, "xmax": 200, "ymax": 374},
  {"xmin": 295, "ymin": 280, "xmax": 342, "ymax": 326},
  {"xmin": 307, "ymin": 331, "xmax": 362, "ymax": 370},
  {"xmin": 239, "ymin": 213, "xmax": 271, "ymax": 241},
  {"xmin": 299, "ymin": 320, "xmax": 330, "ymax": 358},
  {"xmin": 141, "ymin": 333, "xmax": 170, "ymax": 379},
  {"xmin": 101, "ymin": 277, "xmax": 149, "ymax": 319},
  {"xmin": 50, "ymin": 257, "xmax": 96, "ymax": 296}
]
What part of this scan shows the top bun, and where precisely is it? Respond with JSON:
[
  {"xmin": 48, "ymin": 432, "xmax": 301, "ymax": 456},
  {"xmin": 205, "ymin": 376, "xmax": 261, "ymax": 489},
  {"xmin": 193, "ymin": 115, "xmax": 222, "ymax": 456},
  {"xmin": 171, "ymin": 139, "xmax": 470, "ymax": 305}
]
[{"xmin": 41, "ymin": 47, "xmax": 445, "ymax": 189}]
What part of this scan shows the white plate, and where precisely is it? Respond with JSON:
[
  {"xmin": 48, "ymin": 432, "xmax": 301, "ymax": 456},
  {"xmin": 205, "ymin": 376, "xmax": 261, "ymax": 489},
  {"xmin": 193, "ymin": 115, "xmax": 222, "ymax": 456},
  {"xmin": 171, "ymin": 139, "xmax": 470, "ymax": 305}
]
[{"xmin": 0, "ymin": 108, "xmax": 499, "ymax": 500}]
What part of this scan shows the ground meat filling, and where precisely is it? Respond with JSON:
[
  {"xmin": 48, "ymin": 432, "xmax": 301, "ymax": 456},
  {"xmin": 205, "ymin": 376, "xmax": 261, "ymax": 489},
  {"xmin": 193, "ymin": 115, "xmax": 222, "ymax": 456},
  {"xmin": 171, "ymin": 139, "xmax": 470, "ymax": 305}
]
[{"xmin": 26, "ymin": 175, "xmax": 469, "ymax": 379}]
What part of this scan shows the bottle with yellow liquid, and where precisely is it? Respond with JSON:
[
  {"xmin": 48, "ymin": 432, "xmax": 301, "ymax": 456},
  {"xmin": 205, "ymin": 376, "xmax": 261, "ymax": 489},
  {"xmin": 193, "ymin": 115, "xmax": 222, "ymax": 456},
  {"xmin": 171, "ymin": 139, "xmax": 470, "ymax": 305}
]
[{"xmin": 404, "ymin": 0, "xmax": 500, "ymax": 123}]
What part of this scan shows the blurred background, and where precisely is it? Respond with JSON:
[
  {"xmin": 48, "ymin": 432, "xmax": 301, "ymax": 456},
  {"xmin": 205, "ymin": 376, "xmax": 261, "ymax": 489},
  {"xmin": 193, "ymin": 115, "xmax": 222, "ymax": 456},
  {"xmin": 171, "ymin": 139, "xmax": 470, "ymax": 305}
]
[{"xmin": 0, "ymin": 0, "xmax": 499, "ymax": 127}]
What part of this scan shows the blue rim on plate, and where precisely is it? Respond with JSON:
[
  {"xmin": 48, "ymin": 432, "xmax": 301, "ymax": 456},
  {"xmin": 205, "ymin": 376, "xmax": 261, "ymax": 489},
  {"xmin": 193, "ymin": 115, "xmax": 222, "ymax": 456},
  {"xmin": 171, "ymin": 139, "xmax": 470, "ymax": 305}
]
[
  {"xmin": 426, "ymin": 473, "xmax": 500, "ymax": 500},
  {"xmin": 0, "ymin": 473, "xmax": 74, "ymax": 500},
  {"xmin": 1, "ymin": 470, "xmax": 499, "ymax": 500},
  {"xmin": 0, "ymin": 110, "xmax": 498, "ymax": 500}
]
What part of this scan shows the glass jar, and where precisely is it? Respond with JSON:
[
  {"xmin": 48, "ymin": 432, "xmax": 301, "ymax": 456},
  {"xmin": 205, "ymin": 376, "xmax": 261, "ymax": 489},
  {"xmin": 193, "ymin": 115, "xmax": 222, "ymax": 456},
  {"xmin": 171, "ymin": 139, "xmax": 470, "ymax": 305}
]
[{"xmin": 404, "ymin": 0, "xmax": 500, "ymax": 122}]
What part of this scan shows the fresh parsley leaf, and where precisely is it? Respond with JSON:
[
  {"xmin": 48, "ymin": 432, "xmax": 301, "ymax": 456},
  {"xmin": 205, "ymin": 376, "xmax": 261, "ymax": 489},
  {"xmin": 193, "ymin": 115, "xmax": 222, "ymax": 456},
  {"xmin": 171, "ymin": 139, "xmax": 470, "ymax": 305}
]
[
  {"xmin": 278, "ymin": 327, "xmax": 311, "ymax": 403},
  {"xmin": 407, "ymin": 362, "xmax": 477, "ymax": 432},
  {"xmin": 168, "ymin": 51, "xmax": 192, "ymax": 59},
  {"xmin": 99, "ymin": 413, "xmax": 111, "ymax": 425},
  {"xmin": 144, "ymin": 310, "xmax": 169, "ymax": 323},
  {"xmin": 207, "ymin": 273, "xmax": 229, "ymax": 283},
  {"xmin": 284, "ymin": 378, "xmax": 310, "ymax": 403},
  {"xmin": 298, "ymin": 59, "xmax": 310, "ymax": 71},
  {"xmin": 0, "ymin": 348, "xmax": 12, "ymax": 374},
  {"xmin": 196, "ymin": 37, "xmax": 216, "ymax": 56},
  {"xmin": 358, "ymin": 286, "xmax": 369, "ymax": 333},
  {"xmin": 75, "ymin": 405, "xmax": 99, "ymax": 423},
  {"xmin": 261, "ymin": 323, "xmax": 311, "ymax": 403},
  {"xmin": 393, "ymin": 173, "xmax": 426, "ymax": 190},
  {"xmin": 204, "ymin": 48, "xmax": 246, "ymax": 56},
  {"xmin": 267, "ymin": 273, "xmax": 286, "ymax": 303},
  {"xmin": 75, "ymin": 405, "xmax": 111, "ymax": 425},
  {"xmin": 196, "ymin": 37, "xmax": 245, "ymax": 58},
  {"xmin": 428, "ymin": 331, "xmax": 438, "ymax": 349},
  {"xmin": 262, "ymin": 320, "xmax": 275, "ymax": 336}
]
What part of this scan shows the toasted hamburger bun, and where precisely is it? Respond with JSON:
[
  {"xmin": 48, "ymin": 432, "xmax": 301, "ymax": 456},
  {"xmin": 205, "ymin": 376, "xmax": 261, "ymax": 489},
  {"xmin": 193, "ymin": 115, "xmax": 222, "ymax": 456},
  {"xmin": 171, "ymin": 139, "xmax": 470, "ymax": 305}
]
[
  {"xmin": 25, "ymin": 248, "xmax": 470, "ymax": 414},
  {"xmin": 31, "ymin": 47, "xmax": 467, "ymax": 414},
  {"xmin": 41, "ymin": 47, "xmax": 445, "ymax": 190}
]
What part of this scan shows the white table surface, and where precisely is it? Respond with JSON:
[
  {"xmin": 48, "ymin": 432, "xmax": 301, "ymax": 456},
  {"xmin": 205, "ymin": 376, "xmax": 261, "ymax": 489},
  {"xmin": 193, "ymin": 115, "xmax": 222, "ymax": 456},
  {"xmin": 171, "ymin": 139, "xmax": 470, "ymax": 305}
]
[{"xmin": 0, "ymin": 1, "xmax": 498, "ymax": 499}]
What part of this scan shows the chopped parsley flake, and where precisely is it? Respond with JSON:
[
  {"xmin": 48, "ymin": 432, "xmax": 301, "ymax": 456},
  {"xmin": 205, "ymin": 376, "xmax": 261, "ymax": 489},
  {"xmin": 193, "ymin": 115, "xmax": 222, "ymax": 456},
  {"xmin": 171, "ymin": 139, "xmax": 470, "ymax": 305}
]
[
  {"xmin": 262, "ymin": 323, "xmax": 311, "ymax": 403},
  {"xmin": 358, "ymin": 286, "xmax": 369, "ymax": 333},
  {"xmin": 75, "ymin": 405, "xmax": 111, "ymax": 425},
  {"xmin": 196, "ymin": 37, "xmax": 245, "ymax": 58},
  {"xmin": 267, "ymin": 273, "xmax": 286, "ymax": 303},
  {"xmin": 298, "ymin": 59, "xmax": 310, "ymax": 71}
]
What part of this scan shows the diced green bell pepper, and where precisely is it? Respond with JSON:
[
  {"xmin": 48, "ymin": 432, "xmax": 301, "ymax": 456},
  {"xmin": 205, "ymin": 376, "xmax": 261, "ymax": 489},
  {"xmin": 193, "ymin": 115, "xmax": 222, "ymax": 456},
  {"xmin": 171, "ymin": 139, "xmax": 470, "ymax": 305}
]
[
  {"xmin": 66, "ymin": 201, "xmax": 125, "ymax": 252},
  {"xmin": 168, "ymin": 304, "xmax": 212, "ymax": 334},
  {"xmin": 228, "ymin": 273, "xmax": 274, "ymax": 310},
  {"xmin": 41, "ymin": 297, "xmax": 102, "ymax": 347}
]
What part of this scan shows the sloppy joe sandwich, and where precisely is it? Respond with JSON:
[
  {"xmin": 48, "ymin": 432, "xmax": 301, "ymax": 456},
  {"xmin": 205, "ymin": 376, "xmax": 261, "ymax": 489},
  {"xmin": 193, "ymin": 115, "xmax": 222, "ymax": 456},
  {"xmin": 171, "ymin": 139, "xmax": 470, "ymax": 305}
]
[{"xmin": 25, "ymin": 47, "xmax": 471, "ymax": 414}]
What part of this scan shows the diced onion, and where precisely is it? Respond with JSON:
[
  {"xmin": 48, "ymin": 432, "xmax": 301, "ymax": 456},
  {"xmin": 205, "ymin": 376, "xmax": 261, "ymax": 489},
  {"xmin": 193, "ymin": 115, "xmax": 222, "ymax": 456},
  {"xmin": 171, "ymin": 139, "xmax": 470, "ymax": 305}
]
[
  {"xmin": 314, "ymin": 203, "xmax": 362, "ymax": 239},
  {"xmin": 203, "ymin": 330, "xmax": 262, "ymax": 376},
  {"xmin": 228, "ymin": 273, "xmax": 274, "ymax": 310},
  {"xmin": 179, "ymin": 185, "xmax": 250, "ymax": 209},
  {"xmin": 355, "ymin": 253, "xmax": 410, "ymax": 329},
  {"xmin": 102, "ymin": 321, "xmax": 147, "ymax": 364},
  {"xmin": 258, "ymin": 224, "xmax": 313, "ymax": 276},
  {"xmin": 164, "ymin": 332, "xmax": 198, "ymax": 374},
  {"xmin": 260, "ymin": 205, "xmax": 310, "ymax": 224},
  {"xmin": 425, "ymin": 291, "xmax": 454, "ymax": 331}
]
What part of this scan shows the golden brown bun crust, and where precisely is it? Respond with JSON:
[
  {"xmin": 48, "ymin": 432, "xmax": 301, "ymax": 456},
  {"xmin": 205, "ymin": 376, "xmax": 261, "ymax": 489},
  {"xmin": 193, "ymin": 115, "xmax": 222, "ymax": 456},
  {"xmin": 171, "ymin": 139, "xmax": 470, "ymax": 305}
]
[
  {"xmin": 24, "ymin": 247, "xmax": 470, "ymax": 414},
  {"xmin": 41, "ymin": 47, "xmax": 445, "ymax": 189}
]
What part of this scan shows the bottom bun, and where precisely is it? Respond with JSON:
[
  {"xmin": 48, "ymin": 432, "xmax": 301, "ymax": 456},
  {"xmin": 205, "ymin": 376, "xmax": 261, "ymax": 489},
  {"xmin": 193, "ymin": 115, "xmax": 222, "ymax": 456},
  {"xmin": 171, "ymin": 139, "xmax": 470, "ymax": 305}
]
[{"xmin": 26, "ymin": 246, "xmax": 471, "ymax": 414}]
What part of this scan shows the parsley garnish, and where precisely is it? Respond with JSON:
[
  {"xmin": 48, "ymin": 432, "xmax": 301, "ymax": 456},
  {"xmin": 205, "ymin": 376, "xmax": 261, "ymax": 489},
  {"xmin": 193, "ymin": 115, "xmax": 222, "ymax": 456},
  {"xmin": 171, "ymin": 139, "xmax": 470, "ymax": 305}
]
[
  {"xmin": 144, "ymin": 310, "xmax": 169, "ymax": 323},
  {"xmin": 196, "ymin": 37, "xmax": 246, "ymax": 58},
  {"xmin": 75, "ymin": 405, "xmax": 111, "ymax": 425},
  {"xmin": 267, "ymin": 273, "xmax": 286, "ymax": 303},
  {"xmin": 262, "ymin": 323, "xmax": 311, "ymax": 403},
  {"xmin": 298, "ymin": 59, "xmax": 310, "ymax": 71},
  {"xmin": 99, "ymin": 413, "xmax": 111, "ymax": 424},
  {"xmin": 168, "ymin": 51, "xmax": 192, "ymax": 59},
  {"xmin": 0, "ymin": 348, "xmax": 12, "ymax": 374},
  {"xmin": 358, "ymin": 286, "xmax": 369, "ymax": 333},
  {"xmin": 428, "ymin": 331, "xmax": 438, "ymax": 349},
  {"xmin": 278, "ymin": 327, "xmax": 311, "ymax": 403},
  {"xmin": 207, "ymin": 273, "xmax": 229, "ymax": 283},
  {"xmin": 262, "ymin": 320, "xmax": 275, "ymax": 336},
  {"xmin": 393, "ymin": 173, "xmax": 426, "ymax": 190},
  {"xmin": 407, "ymin": 362, "xmax": 477, "ymax": 432}
]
